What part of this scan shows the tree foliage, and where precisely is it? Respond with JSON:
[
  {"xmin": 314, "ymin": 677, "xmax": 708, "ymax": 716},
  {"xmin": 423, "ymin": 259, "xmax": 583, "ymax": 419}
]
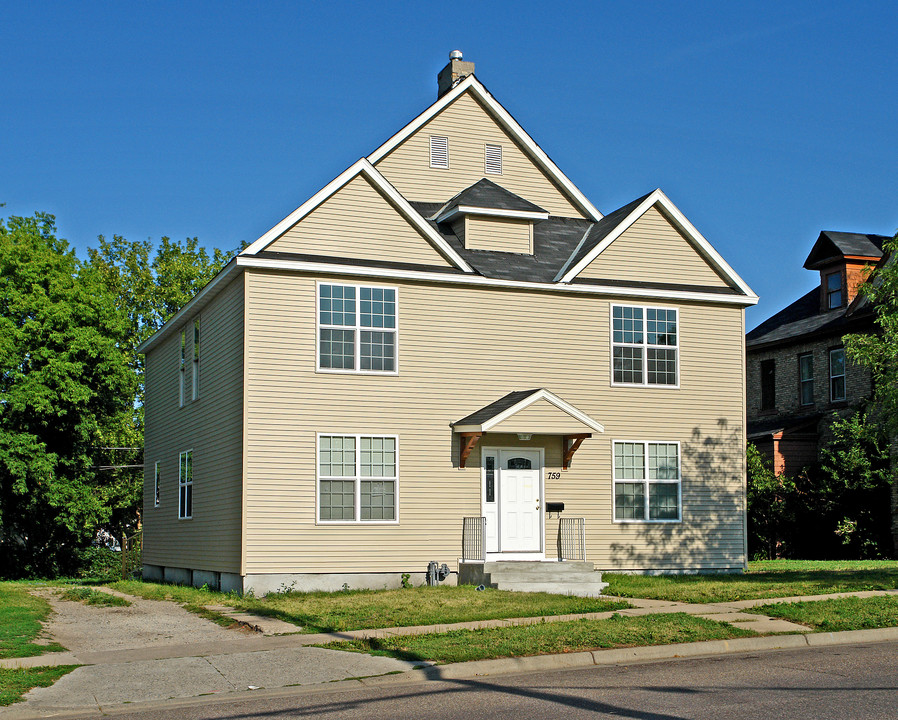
[{"xmin": 746, "ymin": 443, "xmax": 797, "ymax": 559}]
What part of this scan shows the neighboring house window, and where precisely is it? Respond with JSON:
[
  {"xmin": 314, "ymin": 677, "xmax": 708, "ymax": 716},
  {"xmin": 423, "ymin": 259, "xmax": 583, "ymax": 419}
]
[
  {"xmin": 760, "ymin": 359, "xmax": 775, "ymax": 410},
  {"xmin": 318, "ymin": 435, "xmax": 397, "ymax": 522},
  {"xmin": 430, "ymin": 135, "xmax": 449, "ymax": 168},
  {"xmin": 613, "ymin": 441, "xmax": 681, "ymax": 522},
  {"xmin": 826, "ymin": 272, "xmax": 843, "ymax": 309},
  {"xmin": 798, "ymin": 353, "xmax": 814, "ymax": 405},
  {"xmin": 485, "ymin": 143, "xmax": 502, "ymax": 174},
  {"xmin": 179, "ymin": 329, "xmax": 186, "ymax": 407},
  {"xmin": 192, "ymin": 318, "xmax": 200, "ymax": 401},
  {"xmin": 154, "ymin": 462, "xmax": 160, "ymax": 507},
  {"xmin": 830, "ymin": 348, "xmax": 846, "ymax": 402},
  {"xmin": 611, "ymin": 305, "xmax": 678, "ymax": 386},
  {"xmin": 178, "ymin": 450, "xmax": 193, "ymax": 519},
  {"xmin": 318, "ymin": 283, "xmax": 397, "ymax": 373}
]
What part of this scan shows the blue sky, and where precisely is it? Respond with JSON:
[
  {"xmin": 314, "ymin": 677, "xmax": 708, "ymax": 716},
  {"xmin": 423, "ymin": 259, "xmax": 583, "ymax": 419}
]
[{"xmin": 2, "ymin": 1, "xmax": 896, "ymax": 329}]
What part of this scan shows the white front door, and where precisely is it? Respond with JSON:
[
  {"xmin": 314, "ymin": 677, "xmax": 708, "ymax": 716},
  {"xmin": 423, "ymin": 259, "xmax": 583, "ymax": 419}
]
[{"xmin": 498, "ymin": 449, "xmax": 542, "ymax": 552}]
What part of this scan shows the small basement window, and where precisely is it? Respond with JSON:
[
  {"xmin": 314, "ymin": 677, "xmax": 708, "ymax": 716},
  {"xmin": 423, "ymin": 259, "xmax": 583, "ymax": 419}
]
[
  {"xmin": 430, "ymin": 136, "xmax": 449, "ymax": 169},
  {"xmin": 485, "ymin": 144, "xmax": 502, "ymax": 174}
]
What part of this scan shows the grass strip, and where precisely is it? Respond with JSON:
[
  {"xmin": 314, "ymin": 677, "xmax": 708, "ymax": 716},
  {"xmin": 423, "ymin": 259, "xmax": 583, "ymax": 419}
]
[
  {"xmin": 605, "ymin": 560, "xmax": 898, "ymax": 603},
  {"xmin": 0, "ymin": 666, "xmax": 79, "ymax": 706},
  {"xmin": 751, "ymin": 595, "xmax": 898, "ymax": 631},
  {"xmin": 320, "ymin": 613, "xmax": 757, "ymax": 664},
  {"xmin": 0, "ymin": 584, "xmax": 66, "ymax": 658},
  {"xmin": 59, "ymin": 587, "xmax": 130, "ymax": 607},
  {"xmin": 111, "ymin": 581, "xmax": 630, "ymax": 633}
]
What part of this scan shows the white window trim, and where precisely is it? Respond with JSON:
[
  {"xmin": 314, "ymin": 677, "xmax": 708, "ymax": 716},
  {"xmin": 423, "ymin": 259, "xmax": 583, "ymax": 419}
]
[
  {"xmin": 829, "ymin": 348, "xmax": 846, "ymax": 402},
  {"xmin": 610, "ymin": 304, "xmax": 680, "ymax": 388},
  {"xmin": 485, "ymin": 143, "xmax": 502, "ymax": 174},
  {"xmin": 430, "ymin": 135, "xmax": 449, "ymax": 169},
  {"xmin": 612, "ymin": 440, "xmax": 682, "ymax": 524},
  {"xmin": 178, "ymin": 450, "xmax": 193, "ymax": 520},
  {"xmin": 153, "ymin": 461, "xmax": 160, "ymax": 508},
  {"xmin": 316, "ymin": 433, "xmax": 399, "ymax": 525},
  {"xmin": 316, "ymin": 281, "xmax": 399, "ymax": 375},
  {"xmin": 192, "ymin": 318, "xmax": 200, "ymax": 401},
  {"xmin": 179, "ymin": 329, "xmax": 186, "ymax": 407}
]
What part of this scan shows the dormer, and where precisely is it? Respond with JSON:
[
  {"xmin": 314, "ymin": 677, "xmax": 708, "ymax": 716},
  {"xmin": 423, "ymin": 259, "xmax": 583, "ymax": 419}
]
[
  {"xmin": 803, "ymin": 231, "xmax": 886, "ymax": 311},
  {"xmin": 433, "ymin": 178, "xmax": 549, "ymax": 254}
]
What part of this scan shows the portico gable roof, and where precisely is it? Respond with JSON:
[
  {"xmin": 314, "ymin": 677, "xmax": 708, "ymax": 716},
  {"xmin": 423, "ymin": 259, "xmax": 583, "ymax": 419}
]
[{"xmin": 452, "ymin": 389, "xmax": 604, "ymax": 434}]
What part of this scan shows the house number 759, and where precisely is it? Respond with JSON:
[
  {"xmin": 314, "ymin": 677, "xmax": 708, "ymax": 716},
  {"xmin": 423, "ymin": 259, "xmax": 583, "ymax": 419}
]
[{"xmin": 546, "ymin": 472, "xmax": 561, "ymax": 480}]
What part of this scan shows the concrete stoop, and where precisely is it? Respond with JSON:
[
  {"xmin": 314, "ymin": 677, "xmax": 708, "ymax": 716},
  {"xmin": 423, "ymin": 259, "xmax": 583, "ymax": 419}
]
[{"xmin": 459, "ymin": 560, "xmax": 609, "ymax": 597}]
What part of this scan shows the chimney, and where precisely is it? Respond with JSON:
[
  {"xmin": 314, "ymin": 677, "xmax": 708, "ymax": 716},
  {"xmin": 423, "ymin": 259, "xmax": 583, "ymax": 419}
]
[{"xmin": 437, "ymin": 50, "xmax": 475, "ymax": 98}]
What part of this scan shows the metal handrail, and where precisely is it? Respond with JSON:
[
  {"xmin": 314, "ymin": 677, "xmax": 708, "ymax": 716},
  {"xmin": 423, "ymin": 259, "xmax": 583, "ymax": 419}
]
[
  {"xmin": 462, "ymin": 516, "xmax": 487, "ymax": 562},
  {"xmin": 558, "ymin": 517, "xmax": 586, "ymax": 561}
]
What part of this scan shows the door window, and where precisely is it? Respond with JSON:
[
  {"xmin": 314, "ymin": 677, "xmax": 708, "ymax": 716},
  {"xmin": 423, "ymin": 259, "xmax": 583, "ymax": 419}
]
[{"xmin": 506, "ymin": 457, "xmax": 533, "ymax": 470}]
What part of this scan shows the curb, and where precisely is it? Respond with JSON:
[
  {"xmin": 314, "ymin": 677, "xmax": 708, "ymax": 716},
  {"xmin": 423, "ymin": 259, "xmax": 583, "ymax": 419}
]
[{"xmin": 4, "ymin": 626, "xmax": 897, "ymax": 719}]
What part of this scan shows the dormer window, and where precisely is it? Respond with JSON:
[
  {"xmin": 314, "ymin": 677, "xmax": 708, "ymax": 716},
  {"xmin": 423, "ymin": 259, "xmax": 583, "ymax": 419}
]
[
  {"xmin": 430, "ymin": 136, "xmax": 449, "ymax": 169},
  {"xmin": 826, "ymin": 272, "xmax": 843, "ymax": 309}
]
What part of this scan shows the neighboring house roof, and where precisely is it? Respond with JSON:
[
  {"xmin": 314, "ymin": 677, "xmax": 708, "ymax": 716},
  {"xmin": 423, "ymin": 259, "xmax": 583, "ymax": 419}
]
[
  {"xmin": 433, "ymin": 178, "xmax": 548, "ymax": 222},
  {"xmin": 803, "ymin": 231, "xmax": 887, "ymax": 270},
  {"xmin": 452, "ymin": 388, "xmax": 604, "ymax": 433},
  {"xmin": 747, "ymin": 413, "xmax": 822, "ymax": 441},
  {"xmin": 745, "ymin": 286, "xmax": 874, "ymax": 349}
]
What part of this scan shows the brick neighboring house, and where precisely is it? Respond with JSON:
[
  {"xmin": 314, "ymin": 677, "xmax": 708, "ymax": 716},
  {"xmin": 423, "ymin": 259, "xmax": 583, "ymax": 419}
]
[{"xmin": 746, "ymin": 231, "xmax": 887, "ymax": 477}]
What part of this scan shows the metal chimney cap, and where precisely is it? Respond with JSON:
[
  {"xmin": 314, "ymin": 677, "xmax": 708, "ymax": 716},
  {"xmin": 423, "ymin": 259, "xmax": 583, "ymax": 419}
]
[{"xmin": 449, "ymin": 50, "xmax": 463, "ymax": 61}]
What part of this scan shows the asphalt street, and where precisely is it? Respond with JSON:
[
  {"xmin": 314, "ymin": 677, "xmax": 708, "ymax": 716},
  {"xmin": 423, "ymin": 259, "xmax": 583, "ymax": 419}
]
[{"xmin": 63, "ymin": 640, "xmax": 898, "ymax": 720}]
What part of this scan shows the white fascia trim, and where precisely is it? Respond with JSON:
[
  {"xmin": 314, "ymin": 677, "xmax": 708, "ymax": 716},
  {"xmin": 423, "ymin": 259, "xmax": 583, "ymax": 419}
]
[
  {"xmin": 136, "ymin": 259, "xmax": 240, "ymax": 355},
  {"xmin": 237, "ymin": 255, "xmax": 759, "ymax": 306},
  {"xmin": 240, "ymin": 159, "xmax": 473, "ymax": 273},
  {"xmin": 434, "ymin": 206, "xmax": 550, "ymax": 223},
  {"xmin": 455, "ymin": 389, "xmax": 604, "ymax": 434},
  {"xmin": 553, "ymin": 223, "xmax": 595, "ymax": 282},
  {"xmin": 559, "ymin": 189, "xmax": 758, "ymax": 300},
  {"xmin": 367, "ymin": 75, "xmax": 603, "ymax": 222}
]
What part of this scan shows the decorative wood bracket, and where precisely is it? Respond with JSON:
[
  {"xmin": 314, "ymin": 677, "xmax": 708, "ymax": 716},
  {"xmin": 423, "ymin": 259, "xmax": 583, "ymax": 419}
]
[
  {"xmin": 563, "ymin": 434, "xmax": 591, "ymax": 470},
  {"xmin": 458, "ymin": 432, "xmax": 483, "ymax": 469}
]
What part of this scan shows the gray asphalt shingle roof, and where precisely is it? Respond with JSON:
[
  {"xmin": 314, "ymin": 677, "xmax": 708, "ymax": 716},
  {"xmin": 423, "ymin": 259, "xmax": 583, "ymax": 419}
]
[
  {"xmin": 452, "ymin": 390, "xmax": 541, "ymax": 427},
  {"xmin": 803, "ymin": 231, "xmax": 886, "ymax": 269},
  {"xmin": 436, "ymin": 178, "xmax": 547, "ymax": 216}
]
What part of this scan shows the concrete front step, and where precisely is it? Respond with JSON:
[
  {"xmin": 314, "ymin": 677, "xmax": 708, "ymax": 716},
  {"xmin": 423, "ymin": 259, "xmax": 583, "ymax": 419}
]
[
  {"xmin": 458, "ymin": 560, "xmax": 609, "ymax": 596},
  {"xmin": 498, "ymin": 580, "xmax": 610, "ymax": 597}
]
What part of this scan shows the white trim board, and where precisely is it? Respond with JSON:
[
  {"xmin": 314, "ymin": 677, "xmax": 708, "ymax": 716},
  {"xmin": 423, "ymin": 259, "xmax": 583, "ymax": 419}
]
[
  {"xmin": 366, "ymin": 74, "xmax": 603, "ymax": 223},
  {"xmin": 434, "ymin": 206, "xmax": 549, "ymax": 223},
  {"xmin": 240, "ymin": 158, "xmax": 474, "ymax": 273}
]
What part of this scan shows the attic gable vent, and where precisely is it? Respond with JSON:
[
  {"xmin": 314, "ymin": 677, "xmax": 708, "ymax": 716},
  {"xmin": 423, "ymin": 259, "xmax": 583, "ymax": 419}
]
[
  {"xmin": 485, "ymin": 144, "xmax": 502, "ymax": 174},
  {"xmin": 430, "ymin": 135, "xmax": 449, "ymax": 169}
]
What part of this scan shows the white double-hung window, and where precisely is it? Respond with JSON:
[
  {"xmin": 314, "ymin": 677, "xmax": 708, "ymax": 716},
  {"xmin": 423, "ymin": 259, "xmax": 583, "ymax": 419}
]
[
  {"xmin": 317, "ymin": 435, "xmax": 398, "ymax": 522},
  {"xmin": 613, "ymin": 441, "xmax": 681, "ymax": 522},
  {"xmin": 318, "ymin": 283, "xmax": 397, "ymax": 373},
  {"xmin": 611, "ymin": 305, "xmax": 678, "ymax": 386},
  {"xmin": 178, "ymin": 450, "xmax": 193, "ymax": 520}
]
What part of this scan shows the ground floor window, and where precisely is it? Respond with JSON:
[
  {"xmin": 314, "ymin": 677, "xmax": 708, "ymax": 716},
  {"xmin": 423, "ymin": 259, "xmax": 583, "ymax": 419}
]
[
  {"xmin": 178, "ymin": 450, "xmax": 193, "ymax": 519},
  {"xmin": 318, "ymin": 435, "xmax": 397, "ymax": 522},
  {"xmin": 613, "ymin": 441, "xmax": 680, "ymax": 522}
]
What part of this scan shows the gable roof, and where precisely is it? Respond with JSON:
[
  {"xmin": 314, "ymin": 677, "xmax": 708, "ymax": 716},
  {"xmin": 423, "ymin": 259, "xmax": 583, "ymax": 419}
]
[
  {"xmin": 367, "ymin": 74, "xmax": 603, "ymax": 223},
  {"xmin": 240, "ymin": 158, "xmax": 474, "ymax": 273},
  {"xmin": 452, "ymin": 388, "xmax": 604, "ymax": 433},
  {"xmin": 554, "ymin": 188, "xmax": 757, "ymax": 298},
  {"xmin": 433, "ymin": 178, "xmax": 548, "ymax": 222},
  {"xmin": 803, "ymin": 230, "xmax": 886, "ymax": 270}
]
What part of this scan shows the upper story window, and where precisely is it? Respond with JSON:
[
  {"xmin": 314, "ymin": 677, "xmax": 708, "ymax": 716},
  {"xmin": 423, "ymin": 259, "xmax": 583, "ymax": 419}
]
[
  {"xmin": 830, "ymin": 348, "xmax": 846, "ymax": 402},
  {"xmin": 798, "ymin": 353, "xmax": 814, "ymax": 405},
  {"xmin": 179, "ymin": 329, "xmax": 186, "ymax": 407},
  {"xmin": 613, "ymin": 441, "xmax": 681, "ymax": 522},
  {"xmin": 485, "ymin": 143, "xmax": 502, "ymax": 174},
  {"xmin": 760, "ymin": 359, "xmax": 775, "ymax": 410},
  {"xmin": 192, "ymin": 318, "xmax": 200, "ymax": 401},
  {"xmin": 318, "ymin": 434, "xmax": 397, "ymax": 523},
  {"xmin": 430, "ymin": 135, "xmax": 449, "ymax": 168},
  {"xmin": 318, "ymin": 283, "xmax": 397, "ymax": 373},
  {"xmin": 826, "ymin": 271, "xmax": 843, "ymax": 309},
  {"xmin": 178, "ymin": 450, "xmax": 193, "ymax": 520},
  {"xmin": 611, "ymin": 305, "xmax": 678, "ymax": 386},
  {"xmin": 154, "ymin": 462, "xmax": 160, "ymax": 507}
]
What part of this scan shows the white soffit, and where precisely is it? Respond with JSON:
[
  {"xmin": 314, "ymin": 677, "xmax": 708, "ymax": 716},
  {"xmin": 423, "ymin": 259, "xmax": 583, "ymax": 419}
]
[
  {"xmin": 558, "ymin": 188, "xmax": 757, "ymax": 299},
  {"xmin": 240, "ymin": 159, "xmax": 473, "ymax": 273},
  {"xmin": 366, "ymin": 75, "xmax": 604, "ymax": 223}
]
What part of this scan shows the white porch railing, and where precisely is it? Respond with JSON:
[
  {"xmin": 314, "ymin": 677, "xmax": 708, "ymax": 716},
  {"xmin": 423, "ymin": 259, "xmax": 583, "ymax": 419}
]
[
  {"xmin": 558, "ymin": 517, "xmax": 586, "ymax": 561},
  {"xmin": 461, "ymin": 516, "xmax": 487, "ymax": 562}
]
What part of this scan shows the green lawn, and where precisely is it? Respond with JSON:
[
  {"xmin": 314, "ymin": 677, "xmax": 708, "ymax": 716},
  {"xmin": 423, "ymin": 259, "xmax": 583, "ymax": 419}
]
[
  {"xmin": 604, "ymin": 560, "xmax": 898, "ymax": 603},
  {"xmin": 0, "ymin": 666, "xmax": 79, "ymax": 707},
  {"xmin": 0, "ymin": 584, "xmax": 66, "ymax": 658},
  {"xmin": 112, "ymin": 581, "xmax": 630, "ymax": 633},
  {"xmin": 752, "ymin": 595, "xmax": 898, "ymax": 631},
  {"xmin": 321, "ymin": 613, "xmax": 757, "ymax": 664},
  {"xmin": 59, "ymin": 587, "xmax": 130, "ymax": 607}
]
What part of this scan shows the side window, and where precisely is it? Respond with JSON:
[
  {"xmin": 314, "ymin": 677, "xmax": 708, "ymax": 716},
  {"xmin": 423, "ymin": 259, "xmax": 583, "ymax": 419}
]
[
  {"xmin": 612, "ymin": 305, "xmax": 678, "ymax": 386},
  {"xmin": 760, "ymin": 359, "xmax": 775, "ymax": 410},
  {"xmin": 798, "ymin": 353, "xmax": 814, "ymax": 406},
  {"xmin": 830, "ymin": 348, "xmax": 846, "ymax": 402},
  {"xmin": 318, "ymin": 284, "xmax": 397, "ymax": 373},
  {"xmin": 192, "ymin": 318, "xmax": 200, "ymax": 400},
  {"xmin": 613, "ymin": 441, "xmax": 681, "ymax": 522},
  {"xmin": 179, "ymin": 329, "xmax": 186, "ymax": 407},
  {"xmin": 154, "ymin": 462, "xmax": 160, "ymax": 507},
  {"xmin": 179, "ymin": 450, "xmax": 193, "ymax": 519}
]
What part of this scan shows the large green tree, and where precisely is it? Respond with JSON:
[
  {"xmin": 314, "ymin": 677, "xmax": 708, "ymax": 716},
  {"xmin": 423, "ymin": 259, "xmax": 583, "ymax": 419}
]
[{"xmin": 0, "ymin": 213, "xmax": 135, "ymax": 577}]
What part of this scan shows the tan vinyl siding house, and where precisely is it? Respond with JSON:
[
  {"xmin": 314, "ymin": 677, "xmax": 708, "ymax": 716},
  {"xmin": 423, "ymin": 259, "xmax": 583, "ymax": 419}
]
[{"xmin": 139, "ymin": 55, "xmax": 757, "ymax": 593}]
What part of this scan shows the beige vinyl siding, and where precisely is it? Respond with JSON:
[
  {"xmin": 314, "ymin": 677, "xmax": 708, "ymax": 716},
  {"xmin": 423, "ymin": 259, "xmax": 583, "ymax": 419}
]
[
  {"xmin": 577, "ymin": 207, "xmax": 732, "ymax": 288},
  {"xmin": 244, "ymin": 269, "xmax": 746, "ymax": 574},
  {"xmin": 267, "ymin": 174, "xmax": 454, "ymax": 268},
  {"xmin": 142, "ymin": 274, "xmax": 245, "ymax": 573},
  {"xmin": 465, "ymin": 216, "xmax": 532, "ymax": 254},
  {"xmin": 374, "ymin": 91, "xmax": 587, "ymax": 219},
  {"xmin": 488, "ymin": 399, "xmax": 596, "ymax": 435}
]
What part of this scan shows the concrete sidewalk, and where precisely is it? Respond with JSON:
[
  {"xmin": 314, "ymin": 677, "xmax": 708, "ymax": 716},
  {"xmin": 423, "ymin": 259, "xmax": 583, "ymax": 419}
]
[{"xmin": 3, "ymin": 588, "xmax": 897, "ymax": 718}]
